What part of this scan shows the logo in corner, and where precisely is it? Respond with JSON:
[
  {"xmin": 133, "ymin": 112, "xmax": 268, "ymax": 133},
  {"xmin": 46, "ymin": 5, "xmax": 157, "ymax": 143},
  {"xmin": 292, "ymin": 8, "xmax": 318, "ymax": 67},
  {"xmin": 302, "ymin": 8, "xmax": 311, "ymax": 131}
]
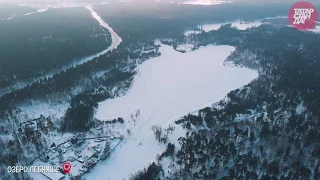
[{"xmin": 288, "ymin": 1, "xmax": 318, "ymax": 30}]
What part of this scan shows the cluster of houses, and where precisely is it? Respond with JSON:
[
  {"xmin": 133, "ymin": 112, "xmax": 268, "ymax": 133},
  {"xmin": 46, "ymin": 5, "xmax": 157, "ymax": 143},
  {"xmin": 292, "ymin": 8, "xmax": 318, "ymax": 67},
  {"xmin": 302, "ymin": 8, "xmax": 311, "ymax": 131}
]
[
  {"xmin": 21, "ymin": 116, "xmax": 123, "ymax": 180},
  {"xmin": 47, "ymin": 141, "xmax": 100, "ymax": 167},
  {"xmin": 36, "ymin": 136, "xmax": 119, "ymax": 179}
]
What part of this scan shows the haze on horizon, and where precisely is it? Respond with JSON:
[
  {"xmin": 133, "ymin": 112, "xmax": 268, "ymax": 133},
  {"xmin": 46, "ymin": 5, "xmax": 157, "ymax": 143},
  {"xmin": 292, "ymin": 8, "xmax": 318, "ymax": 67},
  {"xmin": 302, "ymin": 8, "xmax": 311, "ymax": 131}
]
[{"xmin": 1, "ymin": 0, "xmax": 319, "ymax": 4}]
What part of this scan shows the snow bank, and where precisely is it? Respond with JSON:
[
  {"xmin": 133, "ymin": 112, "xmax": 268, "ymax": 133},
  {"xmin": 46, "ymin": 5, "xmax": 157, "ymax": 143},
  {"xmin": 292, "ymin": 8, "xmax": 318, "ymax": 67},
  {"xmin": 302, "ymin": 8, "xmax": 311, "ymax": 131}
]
[{"xmin": 84, "ymin": 43, "xmax": 258, "ymax": 180}]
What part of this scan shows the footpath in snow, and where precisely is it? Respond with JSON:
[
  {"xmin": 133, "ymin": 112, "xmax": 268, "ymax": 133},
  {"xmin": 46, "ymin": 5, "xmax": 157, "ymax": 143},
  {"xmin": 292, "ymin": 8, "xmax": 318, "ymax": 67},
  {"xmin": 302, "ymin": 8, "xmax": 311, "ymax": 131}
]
[{"xmin": 83, "ymin": 43, "xmax": 258, "ymax": 180}]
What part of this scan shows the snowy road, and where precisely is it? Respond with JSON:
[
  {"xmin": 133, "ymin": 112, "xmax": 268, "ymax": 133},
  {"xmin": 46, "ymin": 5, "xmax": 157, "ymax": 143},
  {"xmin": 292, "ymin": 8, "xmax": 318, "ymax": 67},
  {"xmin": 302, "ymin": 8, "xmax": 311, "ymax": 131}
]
[{"xmin": 86, "ymin": 4, "xmax": 122, "ymax": 51}]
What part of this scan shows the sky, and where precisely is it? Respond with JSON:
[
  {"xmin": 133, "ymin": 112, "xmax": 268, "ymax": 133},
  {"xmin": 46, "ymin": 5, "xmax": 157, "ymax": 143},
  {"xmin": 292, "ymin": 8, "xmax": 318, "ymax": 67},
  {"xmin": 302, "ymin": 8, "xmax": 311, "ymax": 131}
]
[
  {"xmin": 1, "ymin": 0, "xmax": 318, "ymax": 3},
  {"xmin": 0, "ymin": 0, "xmax": 319, "ymax": 10}
]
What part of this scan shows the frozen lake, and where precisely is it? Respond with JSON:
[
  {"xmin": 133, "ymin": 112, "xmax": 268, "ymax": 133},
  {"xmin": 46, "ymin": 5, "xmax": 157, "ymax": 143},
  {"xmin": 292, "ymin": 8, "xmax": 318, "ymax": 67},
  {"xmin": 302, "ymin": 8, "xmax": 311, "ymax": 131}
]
[{"xmin": 83, "ymin": 43, "xmax": 258, "ymax": 180}]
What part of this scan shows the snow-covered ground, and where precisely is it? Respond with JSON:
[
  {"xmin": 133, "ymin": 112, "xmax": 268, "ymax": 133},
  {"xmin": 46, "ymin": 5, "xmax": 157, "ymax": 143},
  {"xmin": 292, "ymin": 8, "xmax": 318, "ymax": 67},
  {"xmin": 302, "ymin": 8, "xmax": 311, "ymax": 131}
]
[
  {"xmin": 83, "ymin": 43, "xmax": 258, "ymax": 180},
  {"xmin": 184, "ymin": 16, "xmax": 287, "ymax": 36},
  {"xmin": 0, "ymin": 2, "xmax": 86, "ymax": 21},
  {"xmin": 184, "ymin": 30, "xmax": 201, "ymax": 36},
  {"xmin": 286, "ymin": 23, "xmax": 320, "ymax": 34},
  {"xmin": 308, "ymin": 25, "xmax": 320, "ymax": 34},
  {"xmin": 16, "ymin": 100, "xmax": 70, "ymax": 120}
]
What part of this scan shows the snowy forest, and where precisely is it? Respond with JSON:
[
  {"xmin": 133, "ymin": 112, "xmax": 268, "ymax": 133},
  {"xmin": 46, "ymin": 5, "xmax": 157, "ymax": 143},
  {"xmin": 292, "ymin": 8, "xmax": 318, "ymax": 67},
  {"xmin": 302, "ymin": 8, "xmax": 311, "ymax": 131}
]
[{"xmin": 131, "ymin": 25, "xmax": 320, "ymax": 179}]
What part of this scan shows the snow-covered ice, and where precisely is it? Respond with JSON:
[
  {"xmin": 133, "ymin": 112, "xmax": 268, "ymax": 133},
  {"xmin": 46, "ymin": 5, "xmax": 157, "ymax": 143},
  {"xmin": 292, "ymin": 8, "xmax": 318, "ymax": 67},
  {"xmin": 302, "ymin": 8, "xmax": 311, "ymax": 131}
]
[
  {"xmin": 83, "ymin": 43, "xmax": 258, "ymax": 180},
  {"xmin": 184, "ymin": 20, "xmax": 263, "ymax": 36},
  {"xmin": 199, "ymin": 23, "xmax": 225, "ymax": 32},
  {"xmin": 198, "ymin": 20, "xmax": 262, "ymax": 32},
  {"xmin": 184, "ymin": 16, "xmax": 287, "ymax": 36},
  {"xmin": 229, "ymin": 20, "xmax": 262, "ymax": 30},
  {"xmin": 175, "ymin": 43, "xmax": 194, "ymax": 52},
  {"xmin": 184, "ymin": 30, "xmax": 201, "ymax": 36}
]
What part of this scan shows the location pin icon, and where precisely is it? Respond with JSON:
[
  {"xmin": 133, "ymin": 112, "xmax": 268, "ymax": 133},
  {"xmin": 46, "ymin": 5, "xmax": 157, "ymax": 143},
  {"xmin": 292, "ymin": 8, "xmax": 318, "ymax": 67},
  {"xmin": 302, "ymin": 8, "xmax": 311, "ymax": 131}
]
[{"xmin": 62, "ymin": 162, "xmax": 72, "ymax": 174}]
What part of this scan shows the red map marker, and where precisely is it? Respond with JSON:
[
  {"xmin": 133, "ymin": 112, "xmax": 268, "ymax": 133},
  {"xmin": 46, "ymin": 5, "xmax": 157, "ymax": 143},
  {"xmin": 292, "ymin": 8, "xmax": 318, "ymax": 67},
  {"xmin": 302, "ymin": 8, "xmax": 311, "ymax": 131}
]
[{"xmin": 62, "ymin": 162, "xmax": 72, "ymax": 174}]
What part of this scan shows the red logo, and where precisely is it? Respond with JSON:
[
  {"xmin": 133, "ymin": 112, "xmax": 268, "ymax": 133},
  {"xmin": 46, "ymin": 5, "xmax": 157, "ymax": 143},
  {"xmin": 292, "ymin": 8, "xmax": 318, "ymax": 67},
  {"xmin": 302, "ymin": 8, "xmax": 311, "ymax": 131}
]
[
  {"xmin": 288, "ymin": 1, "xmax": 318, "ymax": 30},
  {"xmin": 62, "ymin": 162, "xmax": 71, "ymax": 174}
]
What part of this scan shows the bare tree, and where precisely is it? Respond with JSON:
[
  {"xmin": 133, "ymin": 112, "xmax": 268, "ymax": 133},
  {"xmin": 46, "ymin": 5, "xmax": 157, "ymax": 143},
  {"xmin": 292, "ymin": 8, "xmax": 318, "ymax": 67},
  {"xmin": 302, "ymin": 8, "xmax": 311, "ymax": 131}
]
[
  {"xmin": 131, "ymin": 114, "xmax": 136, "ymax": 126},
  {"xmin": 151, "ymin": 125, "xmax": 162, "ymax": 142},
  {"xmin": 101, "ymin": 141, "xmax": 111, "ymax": 160},
  {"xmin": 135, "ymin": 109, "xmax": 140, "ymax": 118}
]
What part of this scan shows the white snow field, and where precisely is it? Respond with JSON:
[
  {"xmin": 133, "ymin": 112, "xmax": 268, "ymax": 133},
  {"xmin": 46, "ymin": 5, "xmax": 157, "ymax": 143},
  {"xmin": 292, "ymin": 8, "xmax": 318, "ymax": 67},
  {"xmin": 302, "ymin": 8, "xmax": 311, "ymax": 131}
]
[
  {"xmin": 84, "ymin": 43, "xmax": 258, "ymax": 180},
  {"xmin": 183, "ymin": 20, "xmax": 263, "ymax": 37},
  {"xmin": 184, "ymin": 16, "xmax": 288, "ymax": 36},
  {"xmin": 199, "ymin": 20, "xmax": 262, "ymax": 32},
  {"xmin": 184, "ymin": 30, "xmax": 201, "ymax": 36}
]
